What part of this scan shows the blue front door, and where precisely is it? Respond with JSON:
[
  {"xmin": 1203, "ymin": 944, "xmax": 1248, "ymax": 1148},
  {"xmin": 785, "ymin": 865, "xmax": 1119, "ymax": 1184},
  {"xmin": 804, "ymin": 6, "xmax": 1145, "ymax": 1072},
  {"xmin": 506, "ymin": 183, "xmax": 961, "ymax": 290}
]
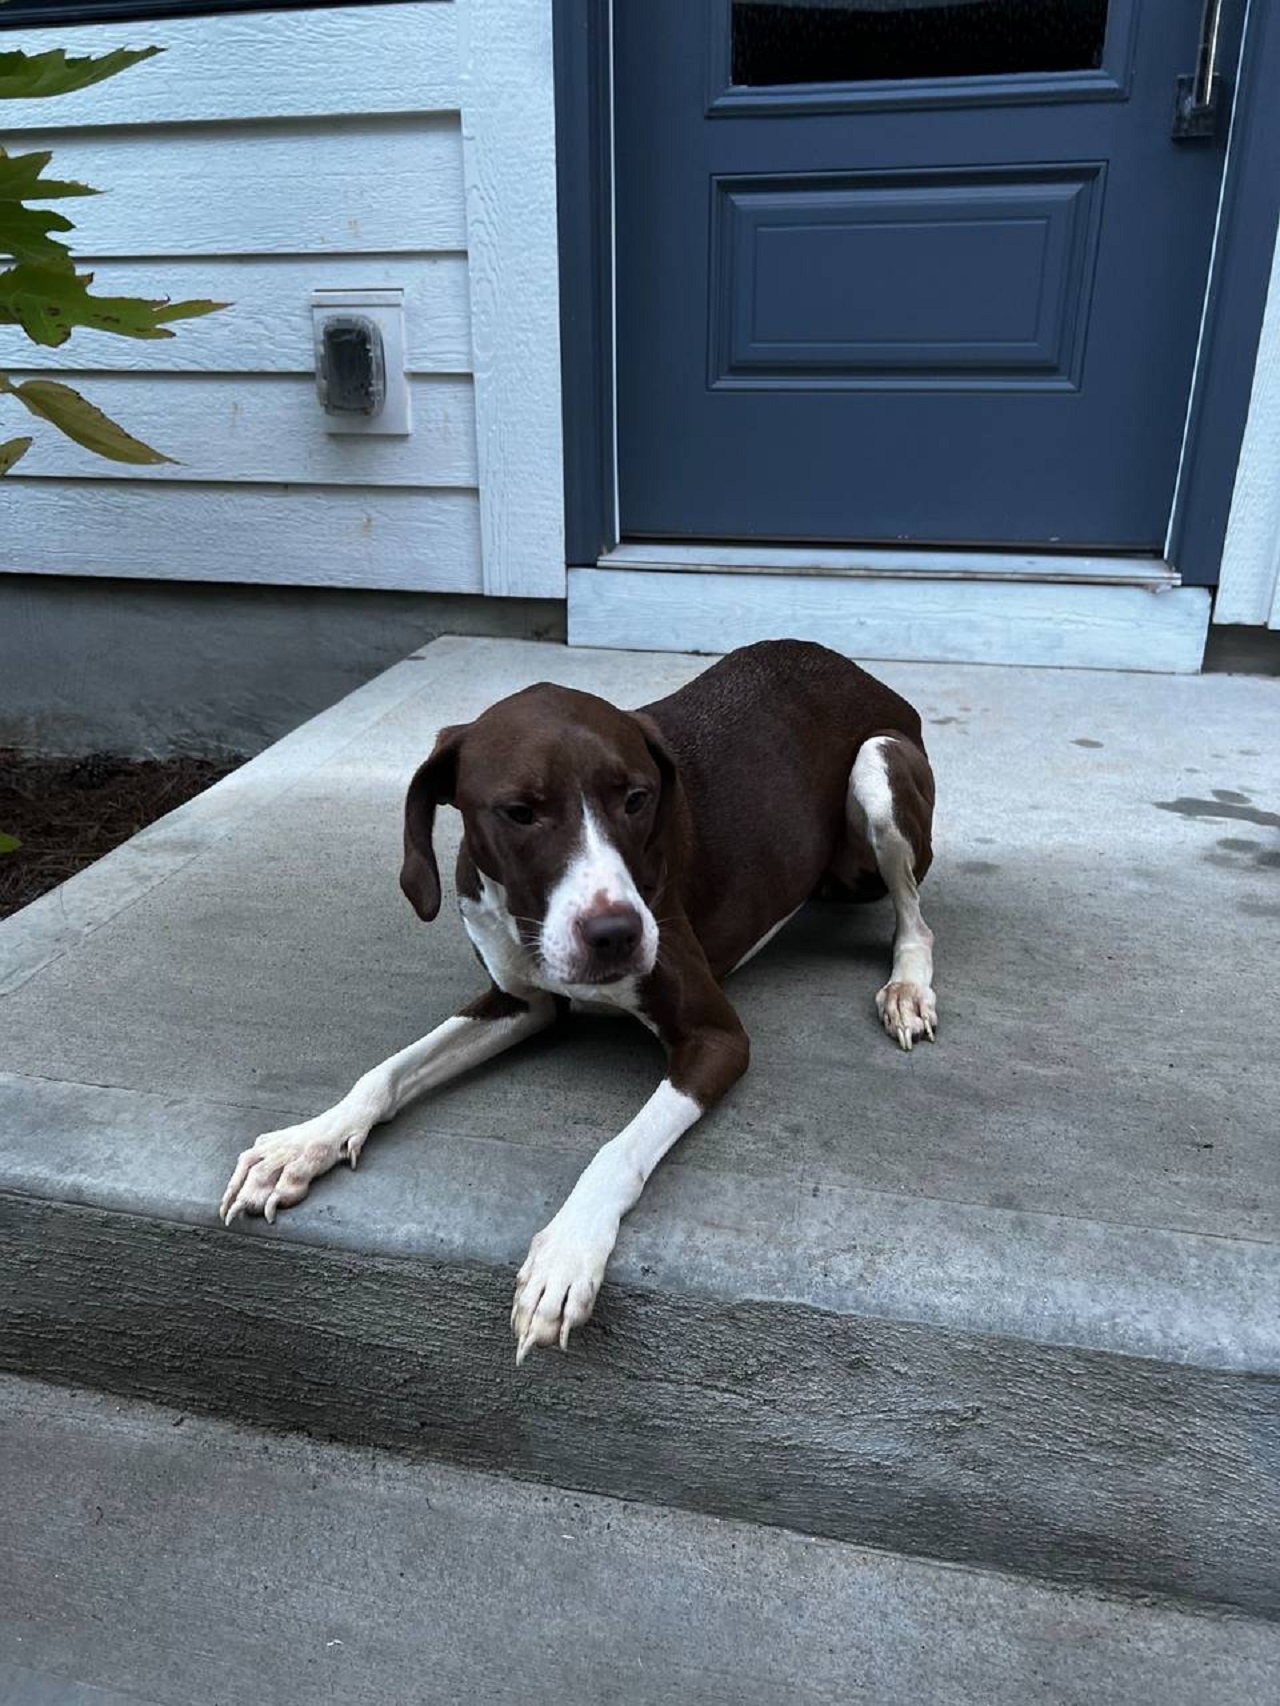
[{"xmin": 615, "ymin": 0, "xmax": 1237, "ymax": 550}]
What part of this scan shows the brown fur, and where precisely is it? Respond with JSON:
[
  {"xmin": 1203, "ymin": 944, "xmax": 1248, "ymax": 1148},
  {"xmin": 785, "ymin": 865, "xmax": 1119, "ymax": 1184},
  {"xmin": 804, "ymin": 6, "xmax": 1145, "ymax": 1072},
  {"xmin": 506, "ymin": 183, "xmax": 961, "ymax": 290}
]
[{"xmin": 401, "ymin": 640, "xmax": 932, "ymax": 1112}]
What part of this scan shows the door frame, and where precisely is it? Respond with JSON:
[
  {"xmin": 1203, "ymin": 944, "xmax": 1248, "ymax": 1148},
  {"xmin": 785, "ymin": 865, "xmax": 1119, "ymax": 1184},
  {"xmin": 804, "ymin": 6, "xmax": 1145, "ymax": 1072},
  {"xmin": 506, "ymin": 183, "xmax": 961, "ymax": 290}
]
[{"xmin": 557, "ymin": 0, "xmax": 1280, "ymax": 592}]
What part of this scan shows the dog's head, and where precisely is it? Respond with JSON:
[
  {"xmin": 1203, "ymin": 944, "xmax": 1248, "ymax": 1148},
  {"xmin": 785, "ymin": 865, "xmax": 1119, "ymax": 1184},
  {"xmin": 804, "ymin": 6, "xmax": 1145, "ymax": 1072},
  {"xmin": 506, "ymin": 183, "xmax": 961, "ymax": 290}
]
[{"xmin": 400, "ymin": 683, "xmax": 679, "ymax": 987}]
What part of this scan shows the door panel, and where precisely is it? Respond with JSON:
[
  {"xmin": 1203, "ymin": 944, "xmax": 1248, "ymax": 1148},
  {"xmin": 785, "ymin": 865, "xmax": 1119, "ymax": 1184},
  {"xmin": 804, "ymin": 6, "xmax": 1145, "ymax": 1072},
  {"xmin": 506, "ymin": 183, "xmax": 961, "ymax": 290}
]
[
  {"xmin": 712, "ymin": 165, "xmax": 1103, "ymax": 389},
  {"xmin": 615, "ymin": 0, "xmax": 1234, "ymax": 549}
]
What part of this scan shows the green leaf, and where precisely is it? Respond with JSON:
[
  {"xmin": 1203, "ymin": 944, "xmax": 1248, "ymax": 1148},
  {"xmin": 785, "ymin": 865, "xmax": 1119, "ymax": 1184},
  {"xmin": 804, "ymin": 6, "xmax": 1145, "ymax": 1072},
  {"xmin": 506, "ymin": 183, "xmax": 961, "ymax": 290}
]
[
  {"xmin": 0, "ymin": 831, "xmax": 21, "ymax": 855},
  {"xmin": 0, "ymin": 149, "xmax": 99, "ymax": 203},
  {"xmin": 0, "ymin": 203, "xmax": 76, "ymax": 264},
  {"xmin": 0, "ymin": 434, "xmax": 32, "ymax": 473},
  {"xmin": 0, "ymin": 260, "xmax": 226, "ymax": 348},
  {"xmin": 0, "ymin": 148, "xmax": 98, "ymax": 264},
  {"xmin": 0, "ymin": 46, "xmax": 162, "ymax": 102},
  {"xmin": 1, "ymin": 377, "xmax": 173, "ymax": 464}
]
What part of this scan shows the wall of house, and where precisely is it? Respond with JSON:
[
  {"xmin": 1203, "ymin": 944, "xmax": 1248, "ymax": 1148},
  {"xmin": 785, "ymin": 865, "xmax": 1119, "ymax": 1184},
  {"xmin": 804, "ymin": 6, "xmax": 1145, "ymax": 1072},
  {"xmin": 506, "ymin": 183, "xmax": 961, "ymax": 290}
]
[
  {"xmin": 0, "ymin": 1, "xmax": 563, "ymax": 600},
  {"xmin": 1216, "ymin": 226, "xmax": 1280, "ymax": 629}
]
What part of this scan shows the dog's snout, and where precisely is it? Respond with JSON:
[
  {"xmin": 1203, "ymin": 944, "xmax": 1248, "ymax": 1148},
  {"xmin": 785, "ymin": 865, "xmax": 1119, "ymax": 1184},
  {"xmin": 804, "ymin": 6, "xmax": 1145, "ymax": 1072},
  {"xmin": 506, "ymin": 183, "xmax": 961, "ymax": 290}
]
[{"xmin": 577, "ymin": 906, "xmax": 642, "ymax": 961}]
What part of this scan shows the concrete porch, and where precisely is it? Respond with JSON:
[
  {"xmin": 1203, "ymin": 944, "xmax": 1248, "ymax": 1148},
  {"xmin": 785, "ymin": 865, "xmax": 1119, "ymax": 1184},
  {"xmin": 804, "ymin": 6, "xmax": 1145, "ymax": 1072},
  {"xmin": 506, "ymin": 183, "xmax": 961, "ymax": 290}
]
[{"xmin": 2, "ymin": 637, "xmax": 1277, "ymax": 1619}]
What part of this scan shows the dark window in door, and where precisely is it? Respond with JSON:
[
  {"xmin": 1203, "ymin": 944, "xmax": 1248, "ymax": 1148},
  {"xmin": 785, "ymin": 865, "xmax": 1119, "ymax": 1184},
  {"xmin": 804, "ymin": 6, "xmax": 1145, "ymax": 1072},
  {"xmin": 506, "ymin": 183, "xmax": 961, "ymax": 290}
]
[{"xmin": 731, "ymin": 0, "xmax": 1111, "ymax": 87}]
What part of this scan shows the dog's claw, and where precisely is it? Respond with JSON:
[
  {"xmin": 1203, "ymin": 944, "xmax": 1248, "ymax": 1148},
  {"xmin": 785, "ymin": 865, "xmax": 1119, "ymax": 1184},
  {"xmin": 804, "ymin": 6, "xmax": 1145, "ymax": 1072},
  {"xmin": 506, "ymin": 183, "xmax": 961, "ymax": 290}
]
[
  {"xmin": 877, "ymin": 981, "xmax": 938, "ymax": 1052},
  {"xmin": 217, "ymin": 1117, "xmax": 367, "ymax": 1227},
  {"xmin": 511, "ymin": 1218, "xmax": 614, "ymax": 1366}
]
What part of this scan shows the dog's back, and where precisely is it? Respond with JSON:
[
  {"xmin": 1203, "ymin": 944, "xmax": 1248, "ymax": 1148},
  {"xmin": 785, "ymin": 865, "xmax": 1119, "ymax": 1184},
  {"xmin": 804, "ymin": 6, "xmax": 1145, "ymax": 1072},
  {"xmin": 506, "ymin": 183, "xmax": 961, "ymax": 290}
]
[{"xmin": 641, "ymin": 640, "xmax": 924, "ymax": 973}]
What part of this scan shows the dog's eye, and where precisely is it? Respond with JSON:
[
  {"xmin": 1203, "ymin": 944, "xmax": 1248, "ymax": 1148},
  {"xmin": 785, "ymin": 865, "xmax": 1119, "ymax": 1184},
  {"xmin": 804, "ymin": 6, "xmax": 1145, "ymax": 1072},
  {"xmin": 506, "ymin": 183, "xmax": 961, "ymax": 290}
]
[
  {"xmin": 624, "ymin": 788, "xmax": 651, "ymax": 816},
  {"xmin": 500, "ymin": 802, "xmax": 536, "ymax": 826}
]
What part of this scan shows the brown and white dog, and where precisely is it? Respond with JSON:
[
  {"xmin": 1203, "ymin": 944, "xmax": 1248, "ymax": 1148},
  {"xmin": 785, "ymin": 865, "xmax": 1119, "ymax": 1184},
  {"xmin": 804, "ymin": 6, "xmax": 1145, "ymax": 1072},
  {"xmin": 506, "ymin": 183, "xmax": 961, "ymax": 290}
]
[{"xmin": 219, "ymin": 640, "xmax": 937, "ymax": 1362}]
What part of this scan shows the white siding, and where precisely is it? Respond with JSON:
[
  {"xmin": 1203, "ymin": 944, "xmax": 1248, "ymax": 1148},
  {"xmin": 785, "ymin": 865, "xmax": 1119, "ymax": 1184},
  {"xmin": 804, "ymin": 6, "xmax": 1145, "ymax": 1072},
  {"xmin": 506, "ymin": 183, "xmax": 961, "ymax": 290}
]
[
  {"xmin": 9, "ymin": 256, "xmax": 471, "ymax": 374},
  {"xmin": 8, "ymin": 374, "xmax": 478, "ymax": 486},
  {"xmin": 8, "ymin": 484, "xmax": 482, "ymax": 589},
  {"xmin": 1216, "ymin": 228, "xmax": 1280, "ymax": 627},
  {"xmin": 0, "ymin": 2, "xmax": 564, "ymax": 598}
]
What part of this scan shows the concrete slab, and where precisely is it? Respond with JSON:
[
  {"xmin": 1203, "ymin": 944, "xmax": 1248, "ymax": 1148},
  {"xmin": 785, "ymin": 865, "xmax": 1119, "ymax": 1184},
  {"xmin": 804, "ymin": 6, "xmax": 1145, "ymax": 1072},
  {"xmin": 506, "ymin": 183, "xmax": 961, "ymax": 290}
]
[
  {"xmin": 4, "ymin": 1376, "xmax": 1278, "ymax": 1706},
  {"xmin": 2, "ymin": 638, "xmax": 1278, "ymax": 1610}
]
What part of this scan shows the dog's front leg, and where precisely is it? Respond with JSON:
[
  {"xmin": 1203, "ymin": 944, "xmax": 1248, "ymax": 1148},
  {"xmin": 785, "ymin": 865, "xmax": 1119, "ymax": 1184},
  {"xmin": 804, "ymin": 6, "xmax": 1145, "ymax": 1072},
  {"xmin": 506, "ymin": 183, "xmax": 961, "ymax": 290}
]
[
  {"xmin": 511, "ymin": 972, "xmax": 749, "ymax": 1363},
  {"xmin": 219, "ymin": 987, "xmax": 555, "ymax": 1225}
]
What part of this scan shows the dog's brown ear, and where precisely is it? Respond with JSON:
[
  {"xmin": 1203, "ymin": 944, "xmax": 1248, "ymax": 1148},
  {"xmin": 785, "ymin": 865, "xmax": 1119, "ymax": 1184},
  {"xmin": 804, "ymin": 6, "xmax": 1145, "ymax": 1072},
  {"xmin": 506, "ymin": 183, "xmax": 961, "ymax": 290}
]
[
  {"xmin": 633, "ymin": 712, "xmax": 679, "ymax": 830},
  {"xmin": 400, "ymin": 722, "xmax": 468, "ymax": 922}
]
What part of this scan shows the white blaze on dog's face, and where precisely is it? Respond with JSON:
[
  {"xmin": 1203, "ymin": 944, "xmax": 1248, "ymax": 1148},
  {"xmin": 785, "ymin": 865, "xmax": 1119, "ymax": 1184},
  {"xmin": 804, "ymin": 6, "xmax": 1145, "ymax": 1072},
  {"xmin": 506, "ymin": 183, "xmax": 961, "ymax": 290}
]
[
  {"xmin": 537, "ymin": 799, "xmax": 661, "ymax": 987},
  {"xmin": 400, "ymin": 682, "xmax": 676, "ymax": 992}
]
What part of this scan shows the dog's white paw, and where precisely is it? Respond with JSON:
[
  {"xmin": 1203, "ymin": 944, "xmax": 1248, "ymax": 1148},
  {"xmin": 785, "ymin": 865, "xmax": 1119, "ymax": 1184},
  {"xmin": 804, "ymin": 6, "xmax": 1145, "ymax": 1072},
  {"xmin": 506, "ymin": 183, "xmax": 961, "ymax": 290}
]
[
  {"xmin": 510, "ymin": 1214, "xmax": 618, "ymax": 1364},
  {"xmin": 876, "ymin": 980, "xmax": 938, "ymax": 1051},
  {"xmin": 218, "ymin": 1112, "xmax": 367, "ymax": 1226}
]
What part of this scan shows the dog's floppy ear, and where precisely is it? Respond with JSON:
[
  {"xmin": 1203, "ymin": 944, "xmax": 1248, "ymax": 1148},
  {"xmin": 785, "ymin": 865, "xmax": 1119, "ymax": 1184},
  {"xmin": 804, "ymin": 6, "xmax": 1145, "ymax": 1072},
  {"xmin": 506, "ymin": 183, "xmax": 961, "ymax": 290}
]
[
  {"xmin": 400, "ymin": 722, "xmax": 468, "ymax": 922},
  {"xmin": 632, "ymin": 712, "xmax": 679, "ymax": 830}
]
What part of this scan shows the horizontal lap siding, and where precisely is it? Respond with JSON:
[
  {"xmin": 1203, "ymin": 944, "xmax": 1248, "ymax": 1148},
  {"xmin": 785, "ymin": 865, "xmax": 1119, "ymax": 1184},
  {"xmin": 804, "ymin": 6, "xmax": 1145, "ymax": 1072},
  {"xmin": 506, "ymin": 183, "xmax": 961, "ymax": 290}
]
[
  {"xmin": 8, "ymin": 484, "xmax": 483, "ymax": 590},
  {"xmin": 1, "ymin": 3, "xmax": 480, "ymax": 594},
  {"xmin": 0, "ymin": 4, "xmax": 459, "ymax": 127},
  {"xmin": 0, "ymin": 255, "xmax": 471, "ymax": 374},
  {"xmin": 7, "ymin": 374, "xmax": 478, "ymax": 485},
  {"xmin": 6, "ymin": 118, "xmax": 466, "ymax": 255}
]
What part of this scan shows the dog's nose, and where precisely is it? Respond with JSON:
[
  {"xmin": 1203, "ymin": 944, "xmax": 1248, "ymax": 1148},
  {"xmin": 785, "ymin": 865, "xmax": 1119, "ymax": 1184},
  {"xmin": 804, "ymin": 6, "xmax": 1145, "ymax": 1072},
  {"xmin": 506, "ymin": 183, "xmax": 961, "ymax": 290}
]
[{"xmin": 577, "ymin": 906, "xmax": 642, "ymax": 960}]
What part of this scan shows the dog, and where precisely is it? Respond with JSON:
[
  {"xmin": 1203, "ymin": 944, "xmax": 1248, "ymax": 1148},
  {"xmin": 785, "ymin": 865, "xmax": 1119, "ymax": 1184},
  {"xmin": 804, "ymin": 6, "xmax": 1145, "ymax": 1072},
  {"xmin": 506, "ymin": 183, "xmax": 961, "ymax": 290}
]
[{"xmin": 219, "ymin": 640, "xmax": 937, "ymax": 1362}]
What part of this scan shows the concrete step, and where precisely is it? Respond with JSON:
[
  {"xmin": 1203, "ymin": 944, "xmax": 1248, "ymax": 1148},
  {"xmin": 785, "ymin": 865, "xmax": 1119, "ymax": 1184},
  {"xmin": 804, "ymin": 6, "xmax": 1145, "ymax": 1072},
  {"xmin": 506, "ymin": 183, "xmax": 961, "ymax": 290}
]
[
  {"xmin": 3, "ymin": 1375, "xmax": 1277, "ymax": 1706},
  {"xmin": 2, "ymin": 638, "xmax": 1278, "ymax": 1617}
]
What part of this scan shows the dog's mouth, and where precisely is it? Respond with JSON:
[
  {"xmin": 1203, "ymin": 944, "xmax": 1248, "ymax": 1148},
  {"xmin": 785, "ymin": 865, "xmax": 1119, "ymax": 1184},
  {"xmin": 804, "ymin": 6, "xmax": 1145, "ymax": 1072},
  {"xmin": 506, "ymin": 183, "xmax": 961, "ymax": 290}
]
[
  {"xmin": 564, "ymin": 964, "xmax": 640, "ymax": 988},
  {"xmin": 534, "ymin": 950, "xmax": 649, "ymax": 990}
]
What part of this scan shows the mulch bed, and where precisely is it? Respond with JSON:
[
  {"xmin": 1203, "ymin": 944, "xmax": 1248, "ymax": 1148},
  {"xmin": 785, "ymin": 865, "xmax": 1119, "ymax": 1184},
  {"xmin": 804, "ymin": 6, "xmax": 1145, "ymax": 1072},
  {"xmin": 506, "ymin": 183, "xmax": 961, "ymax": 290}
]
[{"xmin": 0, "ymin": 750, "xmax": 244, "ymax": 920}]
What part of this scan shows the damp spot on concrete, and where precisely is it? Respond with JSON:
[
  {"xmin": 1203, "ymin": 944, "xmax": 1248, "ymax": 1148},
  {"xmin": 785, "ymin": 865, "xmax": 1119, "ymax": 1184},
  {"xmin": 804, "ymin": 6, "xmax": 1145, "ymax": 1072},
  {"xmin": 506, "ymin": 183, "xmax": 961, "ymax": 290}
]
[
  {"xmin": 1239, "ymin": 748, "xmax": 1261, "ymax": 757},
  {"xmin": 1184, "ymin": 767, "xmax": 1203, "ymax": 775},
  {"xmin": 1240, "ymin": 900, "xmax": 1280, "ymax": 919},
  {"xmin": 1258, "ymin": 850, "xmax": 1280, "ymax": 870},
  {"xmin": 1217, "ymin": 838, "xmax": 1260, "ymax": 853},
  {"xmin": 1154, "ymin": 797, "xmax": 1280, "ymax": 830},
  {"xmin": 1072, "ymin": 738, "xmax": 1104, "ymax": 749},
  {"xmin": 958, "ymin": 860, "xmax": 1000, "ymax": 876},
  {"xmin": 1212, "ymin": 788, "xmax": 1252, "ymax": 804},
  {"xmin": 931, "ymin": 716, "xmax": 963, "ymax": 725},
  {"xmin": 975, "ymin": 836, "xmax": 996, "ymax": 846}
]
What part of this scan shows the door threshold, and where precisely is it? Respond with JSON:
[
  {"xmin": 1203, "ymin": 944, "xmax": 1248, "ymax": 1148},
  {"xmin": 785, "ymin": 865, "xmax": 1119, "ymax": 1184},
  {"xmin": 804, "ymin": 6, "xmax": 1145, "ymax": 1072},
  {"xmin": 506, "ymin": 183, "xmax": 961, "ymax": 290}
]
[
  {"xmin": 570, "ymin": 566, "xmax": 1209, "ymax": 673},
  {"xmin": 599, "ymin": 543, "xmax": 1180, "ymax": 588}
]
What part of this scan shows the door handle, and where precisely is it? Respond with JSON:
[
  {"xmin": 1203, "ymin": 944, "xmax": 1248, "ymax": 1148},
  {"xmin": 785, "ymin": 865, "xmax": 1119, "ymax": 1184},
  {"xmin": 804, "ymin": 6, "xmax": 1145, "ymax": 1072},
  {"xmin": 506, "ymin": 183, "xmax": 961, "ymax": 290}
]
[{"xmin": 1173, "ymin": 0, "xmax": 1227, "ymax": 139}]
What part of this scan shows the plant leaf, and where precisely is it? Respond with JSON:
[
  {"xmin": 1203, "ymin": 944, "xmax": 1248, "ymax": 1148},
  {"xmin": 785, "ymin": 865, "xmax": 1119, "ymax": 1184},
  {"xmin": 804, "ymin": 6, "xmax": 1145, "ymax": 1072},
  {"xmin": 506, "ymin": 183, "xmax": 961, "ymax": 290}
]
[
  {"xmin": 0, "ymin": 148, "xmax": 99, "ymax": 202},
  {"xmin": 0, "ymin": 260, "xmax": 226, "ymax": 347},
  {"xmin": 0, "ymin": 46, "xmax": 162, "ymax": 102},
  {"xmin": 0, "ymin": 149, "xmax": 97, "ymax": 263},
  {"xmin": 0, "ymin": 205, "xmax": 76, "ymax": 264},
  {"xmin": 0, "ymin": 831, "xmax": 22, "ymax": 854},
  {"xmin": 0, "ymin": 434, "xmax": 32, "ymax": 473},
  {"xmin": 3, "ymin": 378, "xmax": 172, "ymax": 464}
]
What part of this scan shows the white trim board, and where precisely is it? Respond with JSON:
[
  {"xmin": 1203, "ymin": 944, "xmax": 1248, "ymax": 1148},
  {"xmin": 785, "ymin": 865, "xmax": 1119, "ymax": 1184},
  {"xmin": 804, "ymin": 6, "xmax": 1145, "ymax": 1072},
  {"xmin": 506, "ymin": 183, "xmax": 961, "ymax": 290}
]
[
  {"xmin": 458, "ymin": 0, "xmax": 566, "ymax": 599},
  {"xmin": 1215, "ymin": 225, "xmax": 1280, "ymax": 627},
  {"xmin": 568, "ymin": 568, "xmax": 1211, "ymax": 674},
  {"xmin": 600, "ymin": 544, "xmax": 1179, "ymax": 587}
]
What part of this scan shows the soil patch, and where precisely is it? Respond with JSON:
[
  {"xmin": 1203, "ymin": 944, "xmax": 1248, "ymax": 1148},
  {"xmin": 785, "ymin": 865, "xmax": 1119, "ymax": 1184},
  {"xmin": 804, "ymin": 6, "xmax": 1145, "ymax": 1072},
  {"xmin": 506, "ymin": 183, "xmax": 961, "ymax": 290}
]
[{"xmin": 1, "ymin": 751, "xmax": 244, "ymax": 920}]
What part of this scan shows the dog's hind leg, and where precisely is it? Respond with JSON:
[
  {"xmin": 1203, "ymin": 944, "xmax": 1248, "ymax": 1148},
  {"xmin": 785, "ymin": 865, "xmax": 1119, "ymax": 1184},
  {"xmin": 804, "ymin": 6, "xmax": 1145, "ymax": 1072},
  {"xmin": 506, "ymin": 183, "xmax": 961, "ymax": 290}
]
[
  {"xmin": 219, "ymin": 986, "xmax": 555, "ymax": 1224},
  {"xmin": 847, "ymin": 733, "xmax": 937, "ymax": 1051}
]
